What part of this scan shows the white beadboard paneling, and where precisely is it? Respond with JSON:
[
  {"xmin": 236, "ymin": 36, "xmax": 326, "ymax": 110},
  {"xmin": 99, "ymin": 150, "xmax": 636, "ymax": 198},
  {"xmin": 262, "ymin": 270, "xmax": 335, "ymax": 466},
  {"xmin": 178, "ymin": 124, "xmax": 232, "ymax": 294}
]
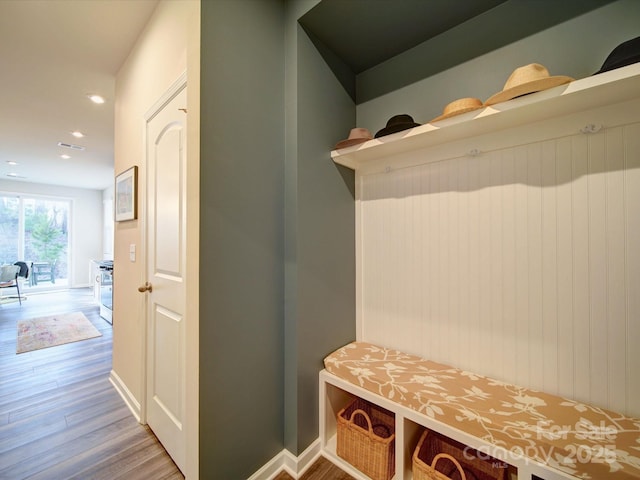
[
  {"xmin": 418, "ymin": 167, "xmax": 429, "ymax": 353},
  {"xmin": 555, "ymin": 136, "xmax": 575, "ymax": 400},
  {"xmin": 605, "ymin": 126, "xmax": 627, "ymax": 413},
  {"xmin": 448, "ymin": 159, "xmax": 460, "ymax": 370},
  {"xmin": 429, "ymin": 162, "xmax": 442, "ymax": 361},
  {"xmin": 514, "ymin": 145, "xmax": 530, "ymax": 388},
  {"xmin": 527, "ymin": 143, "xmax": 544, "ymax": 390},
  {"xmin": 355, "ymin": 176, "xmax": 364, "ymax": 340},
  {"xmin": 489, "ymin": 151, "xmax": 503, "ymax": 379},
  {"xmin": 457, "ymin": 157, "xmax": 471, "ymax": 370},
  {"xmin": 571, "ymin": 135, "xmax": 591, "ymax": 402},
  {"xmin": 439, "ymin": 160, "xmax": 452, "ymax": 364},
  {"xmin": 587, "ymin": 132, "xmax": 609, "ymax": 407},
  {"xmin": 407, "ymin": 169, "xmax": 422, "ymax": 355},
  {"xmin": 500, "ymin": 148, "xmax": 517, "ymax": 384},
  {"xmin": 467, "ymin": 156, "xmax": 481, "ymax": 370},
  {"xmin": 541, "ymin": 140, "xmax": 559, "ymax": 395},
  {"xmin": 625, "ymin": 123, "xmax": 640, "ymax": 416},
  {"xmin": 478, "ymin": 155, "xmax": 492, "ymax": 373},
  {"xmin": 357, "ymin": 119, "xmax": 640, "ymax": 417}
]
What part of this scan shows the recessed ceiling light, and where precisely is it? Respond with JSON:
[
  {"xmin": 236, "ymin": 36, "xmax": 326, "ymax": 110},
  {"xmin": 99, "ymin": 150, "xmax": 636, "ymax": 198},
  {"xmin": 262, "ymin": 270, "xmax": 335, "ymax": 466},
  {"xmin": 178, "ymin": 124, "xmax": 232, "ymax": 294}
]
[
  {"xmin": 71, "ymin": 131, "xmax": 85, "ymax": 138},
  {"xmin": 7, "ymin": 173, "xmax": 25, "ymax": 178},
  {"xmin": 6, "ymin": 160, "xmax": 18, "ymax": 166},
  {"xmin": 88, "ymin": 94, "xmax": 105, "ymax": 104},
  {"xmin": 60, "ymin": 154, "xmax": 71, "ymax": 159}
]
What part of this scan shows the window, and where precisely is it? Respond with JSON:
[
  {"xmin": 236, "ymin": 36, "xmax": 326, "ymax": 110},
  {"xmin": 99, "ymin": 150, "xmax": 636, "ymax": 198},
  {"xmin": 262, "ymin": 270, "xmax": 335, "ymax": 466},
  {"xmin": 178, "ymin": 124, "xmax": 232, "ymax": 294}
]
[
  {"xmin": 0, "ymin": 193, "xmax": 70, "ymax": 290},
  {"xmin": 0, "ymin": 196, "xmax": 19, "ymax": 262}
]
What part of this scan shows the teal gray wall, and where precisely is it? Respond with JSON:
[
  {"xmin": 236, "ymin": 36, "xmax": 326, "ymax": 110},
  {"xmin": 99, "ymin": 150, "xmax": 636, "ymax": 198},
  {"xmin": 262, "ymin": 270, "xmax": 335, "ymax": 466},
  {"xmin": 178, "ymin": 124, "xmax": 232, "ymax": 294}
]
[
  {"xmin": 283, "ymin": 21, "xmax": 356, "ymax": 454},
  {"xmin": 199, "ymin": 0, "xmax": 356, "ymax": 475},
  {"xmin": 201, "ymin": 0, "xmax": 640, "ymax": 476},
  {"xmin": 199, "ymin": 0, "xmax": 285, "ymax": 478},
  {"xmin": 354, "ymin": 0, "xmax": 617, "ymax": 103},
  {"xmin": 357, "ymin": 0, "xmax": 640, "ymax": 133}
]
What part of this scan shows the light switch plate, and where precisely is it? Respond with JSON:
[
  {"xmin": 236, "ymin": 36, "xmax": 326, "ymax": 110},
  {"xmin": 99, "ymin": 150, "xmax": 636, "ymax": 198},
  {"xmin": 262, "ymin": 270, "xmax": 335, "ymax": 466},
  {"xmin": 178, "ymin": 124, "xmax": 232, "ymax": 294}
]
[{"xmin": 129, "ymin": 244, "xmax": 136, "ymax": 262}]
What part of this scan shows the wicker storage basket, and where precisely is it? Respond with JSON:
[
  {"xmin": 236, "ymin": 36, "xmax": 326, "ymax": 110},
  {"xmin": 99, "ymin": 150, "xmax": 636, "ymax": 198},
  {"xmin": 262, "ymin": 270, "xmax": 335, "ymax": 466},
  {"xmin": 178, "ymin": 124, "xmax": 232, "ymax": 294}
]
[
  {"xmin": 336, "ymin": 397, "xmax": 395, "ymax": 480},
  {"xmin": 413, "ymin": 430, "xmax": 508, "ymax": 480}
]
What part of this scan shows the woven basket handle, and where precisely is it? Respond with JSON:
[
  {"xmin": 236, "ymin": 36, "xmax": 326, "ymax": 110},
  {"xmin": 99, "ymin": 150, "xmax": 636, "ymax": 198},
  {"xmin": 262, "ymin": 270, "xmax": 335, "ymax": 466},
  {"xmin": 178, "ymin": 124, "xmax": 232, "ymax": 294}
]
[
  {"xmin": 348, "ymin": 408, "xmax": 373, "ymax": 434},
  {"xmin": 431, "ymin": 453, "xmax": 467, "ymax": 480}
]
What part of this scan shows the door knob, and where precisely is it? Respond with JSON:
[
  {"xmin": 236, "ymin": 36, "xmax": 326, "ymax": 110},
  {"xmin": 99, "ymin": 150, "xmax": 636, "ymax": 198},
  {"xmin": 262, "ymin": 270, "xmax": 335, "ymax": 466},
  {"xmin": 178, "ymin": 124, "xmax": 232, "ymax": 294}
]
[{"xmin": 138, "ymin": 282, "xmax": 153, "ymax": 293}]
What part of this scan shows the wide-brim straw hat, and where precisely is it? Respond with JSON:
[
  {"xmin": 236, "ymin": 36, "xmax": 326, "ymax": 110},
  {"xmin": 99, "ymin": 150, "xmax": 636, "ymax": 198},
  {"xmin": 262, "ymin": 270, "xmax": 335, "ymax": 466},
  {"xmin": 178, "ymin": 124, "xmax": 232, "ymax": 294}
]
[
  {"xmin": 430, "ymin": 97, "xmax": 484, "ymax": 123},
  {"xmin": 375, "ymin": 114, "xmax": 421, "ymax": 138},
  {"xmin": 484, "ymin": 63, "xmax": 573, "ymax": 106},
  {"xmin": 335, "ymin": 127, "xmax": 373, "ymax": 149}
]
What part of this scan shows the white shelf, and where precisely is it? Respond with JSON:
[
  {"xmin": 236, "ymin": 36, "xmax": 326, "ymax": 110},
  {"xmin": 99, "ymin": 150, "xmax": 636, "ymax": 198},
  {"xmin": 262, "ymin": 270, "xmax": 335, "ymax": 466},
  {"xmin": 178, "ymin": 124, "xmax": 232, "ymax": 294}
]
[{"xmin": 332, "ymin": 63, "xmax": 640, "ymax": 171}]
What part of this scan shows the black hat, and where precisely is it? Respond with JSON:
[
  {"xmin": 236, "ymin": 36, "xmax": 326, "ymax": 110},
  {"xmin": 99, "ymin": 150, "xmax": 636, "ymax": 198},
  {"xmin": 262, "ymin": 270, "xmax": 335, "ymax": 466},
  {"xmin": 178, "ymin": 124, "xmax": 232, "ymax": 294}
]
[
  {"xmin": 375, "ymin": 114, "xmax": 421, "ymax": 138},
  {"xmin": 594, "ymin": 36, "xmax": 640, "ymax": 75}
]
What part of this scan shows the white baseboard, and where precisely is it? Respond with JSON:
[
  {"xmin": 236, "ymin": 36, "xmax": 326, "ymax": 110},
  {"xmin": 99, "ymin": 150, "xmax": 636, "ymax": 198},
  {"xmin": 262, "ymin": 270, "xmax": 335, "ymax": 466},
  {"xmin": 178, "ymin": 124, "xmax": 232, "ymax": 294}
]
[
  {"xmin": 109, "ymin": 369, "xmax": 142, "ymax": 422},
  {"xmin": 248, "ymin": 438, "xmax": 322, "ymax": 480},
  {"xmin": 247, "ymin": 451, "xmax": 288, "ymax": 480},
  {"xmin": 291, "ymin": 439, "xmax": 322, "ymax": 477}
]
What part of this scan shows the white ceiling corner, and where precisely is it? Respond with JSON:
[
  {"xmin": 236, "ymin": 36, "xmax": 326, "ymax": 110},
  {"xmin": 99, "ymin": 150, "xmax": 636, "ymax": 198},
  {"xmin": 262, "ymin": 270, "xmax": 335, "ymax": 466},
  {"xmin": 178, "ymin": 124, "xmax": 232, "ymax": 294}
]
[{"xmin": 0, "ymin": 0, "xmax": 158, "ymax": 190}]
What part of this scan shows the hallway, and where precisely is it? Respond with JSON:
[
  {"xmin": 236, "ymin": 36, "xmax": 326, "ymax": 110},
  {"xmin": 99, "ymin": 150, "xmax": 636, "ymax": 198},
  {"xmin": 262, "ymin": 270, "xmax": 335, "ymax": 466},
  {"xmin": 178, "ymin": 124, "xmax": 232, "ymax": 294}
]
[{"xmin": 0, "ymin": 289, "xmax": 182, "ymax": 479}]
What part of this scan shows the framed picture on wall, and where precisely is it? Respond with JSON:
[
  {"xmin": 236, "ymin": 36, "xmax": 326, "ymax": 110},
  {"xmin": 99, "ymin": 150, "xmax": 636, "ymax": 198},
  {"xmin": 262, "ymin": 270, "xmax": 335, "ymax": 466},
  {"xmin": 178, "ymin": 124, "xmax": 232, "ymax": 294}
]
[{"xmin": 115, "ymin": 166, "xmax": 138, "ymax": 221}]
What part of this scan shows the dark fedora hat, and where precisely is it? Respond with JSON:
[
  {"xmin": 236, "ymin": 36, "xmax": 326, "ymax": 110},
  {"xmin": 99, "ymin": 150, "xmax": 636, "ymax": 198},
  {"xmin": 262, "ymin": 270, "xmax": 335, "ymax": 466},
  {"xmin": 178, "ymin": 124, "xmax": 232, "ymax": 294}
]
[
  {"xmin": 594, "ymin": 35, "xmax": 640, "ymax": 75},
  {"xmin": 375, "ymin": 114, "xmax": 421, "ymax": 138}
]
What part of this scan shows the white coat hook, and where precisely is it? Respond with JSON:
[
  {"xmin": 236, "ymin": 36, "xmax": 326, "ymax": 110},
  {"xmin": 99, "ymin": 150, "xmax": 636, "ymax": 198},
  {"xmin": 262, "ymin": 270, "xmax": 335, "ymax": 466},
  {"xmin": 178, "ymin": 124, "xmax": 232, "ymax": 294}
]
[
  {"xmin": 580, "ymin": 123, "xmax": 602, "ymax": 134},
  {"xmin": 467, "ymin": 148, "xmax": 481, "ymax": 157}
]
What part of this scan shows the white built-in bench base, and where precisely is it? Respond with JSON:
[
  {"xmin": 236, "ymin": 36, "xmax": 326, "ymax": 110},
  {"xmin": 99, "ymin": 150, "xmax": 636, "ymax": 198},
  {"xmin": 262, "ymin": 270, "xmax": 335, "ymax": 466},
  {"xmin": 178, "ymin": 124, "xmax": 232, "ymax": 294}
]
[
  {"xmin": 321, "ymin": 369, "xmax": 583, "ymax": 480},
  {"xmin": 319, "ymin": 342, "xmax": 640, "ymax": 480}
]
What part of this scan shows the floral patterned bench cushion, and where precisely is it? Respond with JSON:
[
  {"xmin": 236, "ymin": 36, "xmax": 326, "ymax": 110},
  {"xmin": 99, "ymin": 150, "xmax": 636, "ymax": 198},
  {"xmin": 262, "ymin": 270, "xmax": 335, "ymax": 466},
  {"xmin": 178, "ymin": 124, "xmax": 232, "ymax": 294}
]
[{"xmin": 324, "ymin": 341, "xmax": 640, "ymax": 480}]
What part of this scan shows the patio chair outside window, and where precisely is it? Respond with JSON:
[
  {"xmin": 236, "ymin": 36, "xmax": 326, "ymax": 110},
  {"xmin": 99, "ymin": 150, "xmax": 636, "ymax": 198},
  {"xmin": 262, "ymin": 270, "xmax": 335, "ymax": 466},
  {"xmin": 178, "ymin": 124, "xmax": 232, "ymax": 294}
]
[{"xmin": 0, "ymin": 262, "xmax": 29, "ymax": 305}]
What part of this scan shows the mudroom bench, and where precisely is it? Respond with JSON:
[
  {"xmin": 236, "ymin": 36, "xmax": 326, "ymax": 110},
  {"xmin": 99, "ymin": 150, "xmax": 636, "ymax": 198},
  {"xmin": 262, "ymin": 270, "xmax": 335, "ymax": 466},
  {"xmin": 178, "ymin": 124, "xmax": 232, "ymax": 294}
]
[{"xmin": 319, "ymin": 342, "xmax": 640, "ymax": 480}]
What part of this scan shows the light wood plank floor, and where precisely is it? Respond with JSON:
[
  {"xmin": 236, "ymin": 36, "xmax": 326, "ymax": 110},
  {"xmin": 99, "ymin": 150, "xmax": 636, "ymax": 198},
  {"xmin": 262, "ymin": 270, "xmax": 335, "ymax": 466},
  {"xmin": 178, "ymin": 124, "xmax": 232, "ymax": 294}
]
[
  {"xmin": 274, "ymin": 456, "xmax": 355, "ymax": 480},
  {"xmin": 0, "ymin": 288, "xmax": 353, "ymax": 479},
  {"xmin": 0, "ymin": 288, "xmax": 183, "ymax": 480}
]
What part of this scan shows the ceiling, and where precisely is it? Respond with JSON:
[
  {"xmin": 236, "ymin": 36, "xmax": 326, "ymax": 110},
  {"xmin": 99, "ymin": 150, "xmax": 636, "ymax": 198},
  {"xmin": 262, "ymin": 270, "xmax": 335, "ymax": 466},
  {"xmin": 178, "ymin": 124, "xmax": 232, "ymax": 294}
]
[
  {"xmin": 0, "ymin": 0, "xmax": 158, "ymax": 191},
  {"xmin": 300, "ymin": 0, "xmax": 508, "ymax": 75},
  {"xmin": 0, "ymin": 0, "xmax": 616, "ymax": 191},
  {"xmin": 299, "ymin": 0, "xmax": 616, "ymax": 103}
]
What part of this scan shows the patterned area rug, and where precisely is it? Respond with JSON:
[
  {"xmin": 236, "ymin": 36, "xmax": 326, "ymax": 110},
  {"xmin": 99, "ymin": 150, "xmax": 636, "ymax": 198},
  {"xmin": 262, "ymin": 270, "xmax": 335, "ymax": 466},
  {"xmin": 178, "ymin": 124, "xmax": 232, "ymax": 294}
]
[{"xmin": 16, "ymin": 312, "xmax": 102, "ymax": 354}]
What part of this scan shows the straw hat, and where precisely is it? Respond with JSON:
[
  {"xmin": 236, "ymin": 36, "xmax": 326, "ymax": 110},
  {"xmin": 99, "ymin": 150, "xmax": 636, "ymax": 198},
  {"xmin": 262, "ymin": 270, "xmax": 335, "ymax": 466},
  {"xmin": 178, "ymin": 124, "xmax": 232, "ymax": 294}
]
[
  {"xmin": 484, "ymin": 63, "xmax": 573, "ymax": 106},
  {"xmin": 430, "ymin": 97, "xmax": 484, "ymax": 123},
  {"xmin": 375, "ymin": 114, "xmax": 421, "ymax": 138},
  {"xmin": 334, "ymin": 127, "xmax": 373, "ymax": 149}
]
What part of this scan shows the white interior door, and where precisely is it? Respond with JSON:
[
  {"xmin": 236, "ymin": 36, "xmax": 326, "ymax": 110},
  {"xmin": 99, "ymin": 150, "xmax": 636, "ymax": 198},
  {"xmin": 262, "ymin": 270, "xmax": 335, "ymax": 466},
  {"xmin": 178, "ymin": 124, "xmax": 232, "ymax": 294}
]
[{"xmin": 143, "ymin": 82, "xmax": 187, "ymax": 473}]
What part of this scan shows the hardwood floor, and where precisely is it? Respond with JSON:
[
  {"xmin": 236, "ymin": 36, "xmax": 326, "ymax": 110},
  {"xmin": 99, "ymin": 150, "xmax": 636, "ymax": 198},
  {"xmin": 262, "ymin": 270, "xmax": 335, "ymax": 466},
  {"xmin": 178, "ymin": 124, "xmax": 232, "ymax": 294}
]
[
  {"xmin": 0, "ymin": 288, "xmax": 183, "ymax": 480},
  {"xmin": 0, "ymin": 288, "xmax": 355, "ymax": 479},
  {"xmin": 274, "ymin": 456, "xmax": 355, "ymax": 480}
]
